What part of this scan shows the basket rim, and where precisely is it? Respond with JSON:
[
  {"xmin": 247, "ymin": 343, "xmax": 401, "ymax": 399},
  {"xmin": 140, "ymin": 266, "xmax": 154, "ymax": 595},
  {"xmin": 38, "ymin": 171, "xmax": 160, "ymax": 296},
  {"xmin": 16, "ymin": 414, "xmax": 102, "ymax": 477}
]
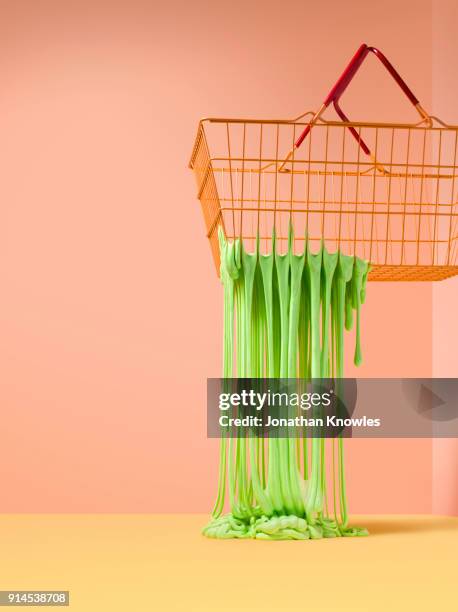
[
  {"xmin": 196, "ymin": 115, "xmax": 458, "ymax": 130},
  {"xmin": 189, "ymin": 115, "xmax": 458, "ymax": 169}
]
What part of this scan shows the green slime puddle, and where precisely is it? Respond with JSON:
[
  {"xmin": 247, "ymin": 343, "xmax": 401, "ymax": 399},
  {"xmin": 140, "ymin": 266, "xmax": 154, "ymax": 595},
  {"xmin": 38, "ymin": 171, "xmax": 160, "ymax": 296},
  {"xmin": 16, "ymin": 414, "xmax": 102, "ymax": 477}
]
[{"xmin": 204, "ymin": 227, "xmax": 370, "ymax": 540}]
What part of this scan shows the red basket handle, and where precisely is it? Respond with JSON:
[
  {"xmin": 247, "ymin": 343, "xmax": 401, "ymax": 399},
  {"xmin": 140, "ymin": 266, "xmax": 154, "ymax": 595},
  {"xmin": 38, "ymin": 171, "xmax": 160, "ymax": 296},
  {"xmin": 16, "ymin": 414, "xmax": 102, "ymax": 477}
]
[{"xmin": 294, "ymin": 43, "xmax": 431, "ymax": 155}]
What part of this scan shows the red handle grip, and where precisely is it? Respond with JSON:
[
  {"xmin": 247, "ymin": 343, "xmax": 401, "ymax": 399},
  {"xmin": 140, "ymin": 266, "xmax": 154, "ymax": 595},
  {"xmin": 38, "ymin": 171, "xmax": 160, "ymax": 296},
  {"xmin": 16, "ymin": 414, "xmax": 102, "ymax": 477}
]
[
  {"xmin": 323, "ymin": 43, "xmax": 369, "ymax": 107},
  {"xmin": 323, "ymin": 44, "xmax": 419, "ymax": 108},
  {"xmin": 295, "ymin": 43, "xmax": 422, "ymax": 151}
]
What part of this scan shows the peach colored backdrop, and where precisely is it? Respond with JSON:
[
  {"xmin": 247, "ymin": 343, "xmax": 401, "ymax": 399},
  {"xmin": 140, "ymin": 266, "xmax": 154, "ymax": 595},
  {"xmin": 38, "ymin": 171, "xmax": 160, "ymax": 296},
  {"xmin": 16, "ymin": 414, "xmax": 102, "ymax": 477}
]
[
  {"xmin": 432, "ymin": 0, "xmax": 458, "ymax": 516},
  {"xmin": 0, "ymin": 0, "xmax": 453, "ymax": 514}
]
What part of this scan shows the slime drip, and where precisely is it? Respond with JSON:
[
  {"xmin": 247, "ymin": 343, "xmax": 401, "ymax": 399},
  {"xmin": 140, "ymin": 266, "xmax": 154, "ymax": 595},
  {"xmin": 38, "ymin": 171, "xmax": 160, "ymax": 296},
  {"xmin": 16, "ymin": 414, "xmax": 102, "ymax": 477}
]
[{"xmin": 204, "ymin": 227, "xmax": 370, "ymax": 540}]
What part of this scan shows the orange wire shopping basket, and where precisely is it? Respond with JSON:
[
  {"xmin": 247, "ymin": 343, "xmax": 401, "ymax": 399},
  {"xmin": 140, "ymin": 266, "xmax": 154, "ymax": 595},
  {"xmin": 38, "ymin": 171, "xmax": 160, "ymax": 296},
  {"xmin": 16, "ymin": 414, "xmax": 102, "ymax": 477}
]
[{"xmin": 189, "ymin": 44, "xmax": 458, "ymax": 281}]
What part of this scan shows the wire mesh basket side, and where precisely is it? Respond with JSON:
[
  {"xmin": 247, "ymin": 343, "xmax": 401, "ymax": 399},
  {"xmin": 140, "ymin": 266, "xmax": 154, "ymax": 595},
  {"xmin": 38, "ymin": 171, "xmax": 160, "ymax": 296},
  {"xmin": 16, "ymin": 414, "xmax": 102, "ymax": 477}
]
[{"xmin": 190, "ymin": 118, "xmax": 458, "ymax": 281}]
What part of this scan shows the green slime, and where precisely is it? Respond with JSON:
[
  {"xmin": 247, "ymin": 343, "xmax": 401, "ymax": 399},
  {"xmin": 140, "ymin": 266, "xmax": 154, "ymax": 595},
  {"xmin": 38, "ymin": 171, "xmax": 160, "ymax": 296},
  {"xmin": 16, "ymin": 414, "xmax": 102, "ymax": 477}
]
[{"xmin": 204, "ymin": 227, "xmax": 370, "ymax": 540}]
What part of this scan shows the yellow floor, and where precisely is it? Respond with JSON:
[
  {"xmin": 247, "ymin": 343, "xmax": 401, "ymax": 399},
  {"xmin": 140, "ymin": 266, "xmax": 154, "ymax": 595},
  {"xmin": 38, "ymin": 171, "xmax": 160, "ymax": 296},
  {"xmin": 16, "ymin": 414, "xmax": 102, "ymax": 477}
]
[{"xmin": 0, "ymin": 514, "xmax": 456, "ymax": 611}]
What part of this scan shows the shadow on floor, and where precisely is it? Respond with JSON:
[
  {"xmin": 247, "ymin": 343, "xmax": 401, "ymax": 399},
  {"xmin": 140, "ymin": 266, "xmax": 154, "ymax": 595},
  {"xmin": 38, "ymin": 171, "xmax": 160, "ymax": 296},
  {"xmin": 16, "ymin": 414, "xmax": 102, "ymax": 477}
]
[{"xmin": 361, "ymin": 516, "xmax": 458, "ymax": 536}]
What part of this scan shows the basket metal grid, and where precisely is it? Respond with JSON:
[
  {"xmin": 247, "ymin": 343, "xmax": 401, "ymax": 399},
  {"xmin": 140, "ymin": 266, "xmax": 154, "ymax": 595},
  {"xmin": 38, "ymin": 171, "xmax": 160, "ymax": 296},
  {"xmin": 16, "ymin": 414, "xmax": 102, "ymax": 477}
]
[{"xmin": 189, "ymin": 45, "xmax": 458, "ymax": 281}]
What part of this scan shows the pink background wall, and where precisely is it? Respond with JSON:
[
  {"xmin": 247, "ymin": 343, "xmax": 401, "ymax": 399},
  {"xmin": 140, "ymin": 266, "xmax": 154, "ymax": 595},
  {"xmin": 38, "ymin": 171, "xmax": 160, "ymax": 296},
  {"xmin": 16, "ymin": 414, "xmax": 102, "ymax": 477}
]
[
  {"xmin": 0, "ymin": 0, "xmax": 453, "ymax": 514},
  {"xmin": 432, "ymin": 0, "xmax": 458, "ymax": 516}
]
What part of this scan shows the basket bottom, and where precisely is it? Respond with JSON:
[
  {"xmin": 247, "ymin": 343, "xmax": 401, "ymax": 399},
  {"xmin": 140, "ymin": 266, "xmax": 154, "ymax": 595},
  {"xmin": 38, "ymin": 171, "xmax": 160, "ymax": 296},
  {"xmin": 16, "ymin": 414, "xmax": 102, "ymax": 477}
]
[
  {"xmin": 368, "ymin": 265, "xmax": 458, "ymax": 281},
  {"xmin": 209, "ymin": 233, "xmax": 458, "ymax": 281}
]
